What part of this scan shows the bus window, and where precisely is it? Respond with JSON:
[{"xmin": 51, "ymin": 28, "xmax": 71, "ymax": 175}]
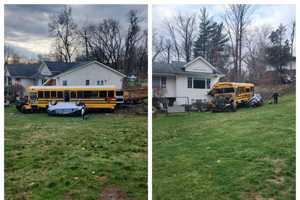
[
  {"xmin": 38, "ymin": 91, "xmax": 44, "ymax": 98},
  {"xmin": 84, "ymin": 91, "xmax": 98, "ymax": 98},
  {"xmin": 107, "ymin": 91, "xmax": 114, "ymax": 98},
  {"xmin": 57, "ymin": 91, "xmax": 63, "ymax": 98},
  {"xmin": 44, "ymin": 91, "xmax": 50, "ymax": 98},
  {"xmin": 99, "ymin": 91, "xmax": 107, "ymax": 98},
  {"xmin": 78, "ymin": 91, "xmax": 84, "ymax": 98},
  {"xmin": 245, "ymin": 88, "xmax": 250, "ymax": 92},
  {"xmin": 116, "ymin": 91, "xmax": 123, "ymax": 96},
  {"xmin": 70, "ymin": 91, "xmax": 77, "ymax": 98},
  {"xmin": 91, "ymin": 91, "xmax": 98, "ymax": 98},
  {"xmin": 84, "ymin": 91, "xmax": 92, "ymax": 98},
  {"xmin": 51, "ymin": 91, "xmax": 57, "ymax": 98}
]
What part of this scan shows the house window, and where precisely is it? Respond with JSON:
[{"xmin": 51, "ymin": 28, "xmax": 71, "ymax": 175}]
[
  {"xmin": 193, "ymin": 79, "xmax": 206, "ymax": 89},
  {"xmin": 8, "ymin": 77, "xmax": 12, "ymax": 86},
  {"xmin": 97, "ymin": 80, "xmax": 104, "ymax": 85},
  {"xmin": 42, "ymin": 79, "xmax": 47, "ymax": 84},
  {"xmin": 86, "ymin": 80, "xmax": 90, "ymax": 86},
  {"xmin": 62, "ymin": 80, "xmax": 67, "ymax": 86},
  {"xmin": 153, "ymin": 78, "xmax": 161, "ymax": 88},
  {"xmin": 188, "ymin": 77, "xmax": 193, "ymax": 88},
  {"xmin": 161, "ymin": 77, "xmax": 167, "ymax": 88},
  {"xmin": 206, "ymin": 79, "xmax": 211, "ymax": 89}
]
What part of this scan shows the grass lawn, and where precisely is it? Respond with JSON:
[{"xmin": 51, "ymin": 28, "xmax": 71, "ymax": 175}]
[
  {"xmin": 153, "ymin": 94, "xmax": 295, "ymax": 200},
  {"xmin": 5, "ymin": 107, "xmax": 147, "ymax": 200}
]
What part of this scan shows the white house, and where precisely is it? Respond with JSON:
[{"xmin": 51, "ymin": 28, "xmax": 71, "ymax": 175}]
[
  {"xmin": 153, "ymin": 56, "xmax": 224, "ymax": 105},
  {"xmin": 5, "ymin": 60, "xmax": 126, "ymax": 96}
]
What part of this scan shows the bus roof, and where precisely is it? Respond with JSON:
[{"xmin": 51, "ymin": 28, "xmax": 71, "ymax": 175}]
[
  {"xmin": 213, "ymin": 82, "xmax": 254, "ymax": 88},
  {"xmin": 29, "ymin": 85, "xmax": 117, "ymax": 91}
]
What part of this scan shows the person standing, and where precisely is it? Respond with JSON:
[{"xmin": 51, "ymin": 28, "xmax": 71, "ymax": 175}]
[
  {"xmin": 81, "ymin": 105, "xmax": 87, "ymax": 120},
  {"xmin": 272, "ymin": 92, "xmax": 279, "ymax": 104}
]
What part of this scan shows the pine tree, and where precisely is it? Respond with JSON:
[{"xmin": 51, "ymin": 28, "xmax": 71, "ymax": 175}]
[{"xmin": 193, "ymin": 8, "xmax": 229, "ymax": 68}]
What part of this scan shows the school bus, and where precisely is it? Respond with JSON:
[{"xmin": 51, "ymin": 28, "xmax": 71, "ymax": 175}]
[
  {"xmin": 16, "ymin": 85, "xmax": 117, "ymax": 113},
  {"xmin": 208, "ymin": 82, "xmax": 255, "ymax": 111}
]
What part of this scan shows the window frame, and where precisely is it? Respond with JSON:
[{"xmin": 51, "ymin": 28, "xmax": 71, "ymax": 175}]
[{"xmin": 62, "ymin": 80, "xmax": 67, "ymax": 86}]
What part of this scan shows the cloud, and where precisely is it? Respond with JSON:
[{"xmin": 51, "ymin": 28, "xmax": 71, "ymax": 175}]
[
  {"xmin": 153, "ymin": 4, "xmax": 295, "ymax": 30},
  {"xmin": 5, "ymin": 4, "xmax": 148, "ymax": 59}
]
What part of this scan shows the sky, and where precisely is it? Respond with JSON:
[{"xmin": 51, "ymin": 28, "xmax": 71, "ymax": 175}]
[
  {"xmin": 4, "ymin": 4, "xmax": 148, "ymax": 60},
  {"xmin": 153, "ymin": 4, "xmax": 296, "ymax": 35}
]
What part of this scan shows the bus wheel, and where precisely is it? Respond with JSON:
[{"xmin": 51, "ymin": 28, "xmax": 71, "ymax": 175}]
[{"xmin": 21, "ymin": 106, "xmax": 31, "ymax": 114}]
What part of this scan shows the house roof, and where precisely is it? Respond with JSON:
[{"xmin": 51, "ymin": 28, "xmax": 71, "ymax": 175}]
[
  {"xmin": 6, "ymin": 63, "xmax": 41, "ymax": 78},
  {"xmin": 153, "ymin": 57, "xmax": 223, "ymax": 76},
  {"xmin": 6, "ymin": 60, "xmax": 126, "ymax": 80},
  {"xmin": 44, "ymin": 61, "xmax": 90, "ymax": 76},
  {"xmin": 153, "ymin": 62, "xmax": 185, "ymax": 75}
]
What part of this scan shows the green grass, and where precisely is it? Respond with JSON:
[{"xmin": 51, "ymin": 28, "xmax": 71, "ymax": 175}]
[
  {"xmin": 5, "ymin": 108, "xmax": 147, "ymax": 200},
  {"xmin": 153, "ymin": 94, "xmax": 295, "ymax": 200}
]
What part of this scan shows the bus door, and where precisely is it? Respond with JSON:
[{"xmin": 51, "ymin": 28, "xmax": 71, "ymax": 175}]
[{"xmin": 64, "ymin": 91, "xmax": 70, "ymax": 102}]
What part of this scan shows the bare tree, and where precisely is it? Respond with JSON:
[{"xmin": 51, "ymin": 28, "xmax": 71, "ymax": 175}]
[
  {"xmin": 77, "ymin": 24, "xmax": 93, "ymax": 60},
  {"xmin": 163, "ymin": 39, "xmax": 173, "ymax": 64},
  {"xmin": 124, "ymin": 10, "xmax": 144, "ymax": 74},
  {"xmin": 48, "ymin": 6, "xmax": 78, "ymax": 62},
  {"xmin": 166, "ymin": 21, "xmax": 181, "ymax": 62},
  {"xmin": 175, "ymin": 13, "xmax": 196, "ymax": 62},
  {"xmin": 244, "ymin": 26, "xmax": 271, "ymax": 83},
  {"xmin": 290, "ymin": 20, "xmax": 295, "ymax": 56},
  {"xmin": 225, "ymin": 5, "xmax": 253, "ymax": 81},
  {"xmin": 89, "ymin": 19, "xmax": 123, "ymax": 69},
  {"xmin": 152, "ymin": 31, "xmax": 165, "ymax": 62}
]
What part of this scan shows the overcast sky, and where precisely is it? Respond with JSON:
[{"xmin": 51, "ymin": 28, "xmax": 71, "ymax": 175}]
[
  {"xmin": 4, "ymin": 4, "xmax": 148, "ymax": 59},
  {"xmin": 153, "ymin": 4, "xmax": 296, "ymax": 36}
]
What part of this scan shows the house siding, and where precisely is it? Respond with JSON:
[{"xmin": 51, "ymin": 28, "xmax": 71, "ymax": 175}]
[
  {"xmin": 185, "ymin": 59, "xmax": 213, "ymax": 73},
  {"xmin": 175, "ymin": 75, "xmax": 220, "ymax": 105},
  {"xmin": 55, "ymin": 63, "xmax": 124, "ymax": 89}
]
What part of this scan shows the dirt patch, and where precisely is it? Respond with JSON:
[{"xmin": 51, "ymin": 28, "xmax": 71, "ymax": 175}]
[
  {"xmin": 96, "ymin": 176, "xmax": 107, "ymax": 184},
  {"xmin": 267, "ymin": 176, "xmax": 284, "ymax": 185},
  {"xmin": 64, "ymin": 193, "xmax": 73, "ymax": 200},
  {"xmin": 242, "ymin": 192, "xmax": 275, "ymax": 200},
  {"xmin": 97, "ymin": 186, "xmax": 136, "ymax": 200}
]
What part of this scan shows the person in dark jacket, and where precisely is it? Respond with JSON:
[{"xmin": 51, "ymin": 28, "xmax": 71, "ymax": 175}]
[
  {"xmin": 272, "ymin": 92, "xmax": 279, "ymax": 104},
  {"xmin": 81, "ymin": 105, "xmax": 87, "ymax": 120}
]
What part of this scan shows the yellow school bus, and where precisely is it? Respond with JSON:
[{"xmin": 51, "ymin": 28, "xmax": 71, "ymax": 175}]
[
  {"xmin": 17, "ymin": 85, "xmax": 117, "ymax": 112},
  {"xmin": 208, "ymin": 82, "xmax": 255, "ymax": 111}
]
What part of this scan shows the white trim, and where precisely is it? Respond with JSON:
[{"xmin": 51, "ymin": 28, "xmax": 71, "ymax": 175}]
[{"xmin": 184, "ymin": 56, "xmax": 221, "ymax": 74}]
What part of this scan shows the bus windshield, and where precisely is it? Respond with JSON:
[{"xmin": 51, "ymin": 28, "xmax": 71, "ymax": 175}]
[
  {"xmin": 215, "ymin": 88, "xmax": 235, "ymax": 94},
  {"xmin": 30, "ymin": 92, "xmax": 37, "ymax": 100}
]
